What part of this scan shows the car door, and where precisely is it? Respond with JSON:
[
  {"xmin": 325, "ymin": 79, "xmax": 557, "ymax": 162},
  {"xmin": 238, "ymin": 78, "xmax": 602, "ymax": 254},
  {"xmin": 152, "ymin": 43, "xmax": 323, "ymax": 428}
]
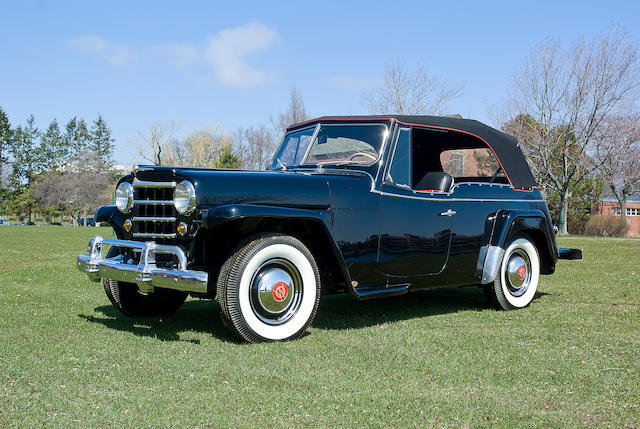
[{"xmin": 377, "ymin": 127, "xmax": 454, "ymax": 277}]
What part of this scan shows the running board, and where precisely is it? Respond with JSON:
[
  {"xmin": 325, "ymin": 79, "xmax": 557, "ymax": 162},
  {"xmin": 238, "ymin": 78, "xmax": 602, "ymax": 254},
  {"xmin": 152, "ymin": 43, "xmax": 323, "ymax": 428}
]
[{"xmin": 352, "ymin": 284, "xmax": 410, "ymax": 300}]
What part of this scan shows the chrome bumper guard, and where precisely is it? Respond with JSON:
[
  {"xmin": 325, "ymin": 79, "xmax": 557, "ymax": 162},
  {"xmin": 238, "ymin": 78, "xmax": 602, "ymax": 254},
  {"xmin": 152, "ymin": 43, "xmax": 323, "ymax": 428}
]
[{"xmin": 76, "ymin": 236, "xmax": 208, "ymax": 293}]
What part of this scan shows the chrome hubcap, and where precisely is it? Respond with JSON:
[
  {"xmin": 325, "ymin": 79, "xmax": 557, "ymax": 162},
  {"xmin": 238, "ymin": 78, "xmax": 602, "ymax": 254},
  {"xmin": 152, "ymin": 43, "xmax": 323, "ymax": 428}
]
[
  {"xmin": 505, "ymin": 250, "xmax": 531, "ymax": 297},
  {"xmin": 250, "ymin": 258, "xmax": 303, "ymax": 325}
]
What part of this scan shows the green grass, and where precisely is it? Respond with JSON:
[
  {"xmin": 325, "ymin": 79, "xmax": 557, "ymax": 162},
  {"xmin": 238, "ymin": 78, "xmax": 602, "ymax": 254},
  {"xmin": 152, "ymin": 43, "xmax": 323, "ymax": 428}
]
[{"xmin": 1, "ymin": 227, "xmax": 638, "ymax": 428}]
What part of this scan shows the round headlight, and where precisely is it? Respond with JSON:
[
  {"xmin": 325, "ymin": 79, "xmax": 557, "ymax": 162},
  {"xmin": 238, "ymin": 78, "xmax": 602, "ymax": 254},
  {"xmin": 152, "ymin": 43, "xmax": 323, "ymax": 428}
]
[
  {"xmin": 174, "ymin": 180, "xmax": 196, "ymax": 214},
  {"xmin": 115, "ymin": 182, "xmax": 133, "ymax": 213}
]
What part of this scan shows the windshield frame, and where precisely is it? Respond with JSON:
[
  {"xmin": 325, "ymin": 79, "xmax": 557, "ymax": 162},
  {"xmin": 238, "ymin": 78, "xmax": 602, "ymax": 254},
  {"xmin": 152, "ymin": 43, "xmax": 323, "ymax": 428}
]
[
  {"xmin": 271, "ymin": 122, "xmax": 390, "ymax": 169},
  {"xmin": 269, "ymin": 124, "xmax": 318, "ymax": 170}
]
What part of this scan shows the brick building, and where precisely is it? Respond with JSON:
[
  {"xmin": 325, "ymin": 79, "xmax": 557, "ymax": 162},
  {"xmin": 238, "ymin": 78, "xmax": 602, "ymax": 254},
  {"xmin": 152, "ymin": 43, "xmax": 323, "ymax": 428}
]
[{"xmin": 591, "ymin": 194, "xmax": 640, "ymax": 237}]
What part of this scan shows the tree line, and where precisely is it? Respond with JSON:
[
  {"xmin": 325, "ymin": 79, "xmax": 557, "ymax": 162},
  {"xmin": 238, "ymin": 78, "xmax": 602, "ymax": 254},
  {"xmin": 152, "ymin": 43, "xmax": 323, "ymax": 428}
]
[
  {"xmin": 134, "ymin": 87, "xmax": 308, "ymax": 171},
  {"xmin": 0, "ymin": 111, "xmax": 116, "ymax": 224},
  {"xmin": 0, "ymin": 88, "xmax": 308, "ymax": 225}
]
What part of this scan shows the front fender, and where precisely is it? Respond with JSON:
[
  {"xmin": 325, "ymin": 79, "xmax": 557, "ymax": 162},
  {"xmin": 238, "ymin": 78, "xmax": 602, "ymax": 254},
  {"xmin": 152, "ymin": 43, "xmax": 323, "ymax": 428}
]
[
  {"xmin": 476, "ymin": 209, "xmax": 557, "ymax": 284},
  {"xmin": 201, "ymin": 204, "xmax": 351, "ymax": 287},
  {"xmin": 95, "ymin": 205, "xmax": 126, "ymax": 238}
]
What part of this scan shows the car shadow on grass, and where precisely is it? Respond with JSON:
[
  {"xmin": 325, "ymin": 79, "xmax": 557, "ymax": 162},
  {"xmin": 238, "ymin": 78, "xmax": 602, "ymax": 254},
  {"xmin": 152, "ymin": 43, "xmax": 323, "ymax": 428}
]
[
  {"xmin": 78, "ymin": 288, "xmax": 549, "ymax": 342},
  {"xmin": 78, "ymin": 299, "xmax": 240, "ymax": 344},
  {"xmin": 313, "ymin": 287, "xmax": 550, "ymax": 330}
]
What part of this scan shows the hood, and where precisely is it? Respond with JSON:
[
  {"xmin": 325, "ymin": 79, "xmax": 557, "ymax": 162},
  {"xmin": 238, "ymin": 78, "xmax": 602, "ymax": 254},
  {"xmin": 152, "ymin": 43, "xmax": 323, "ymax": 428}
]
[{"xmin": 130, "ymin": 165, "xmax": 372, "ymax": 210}]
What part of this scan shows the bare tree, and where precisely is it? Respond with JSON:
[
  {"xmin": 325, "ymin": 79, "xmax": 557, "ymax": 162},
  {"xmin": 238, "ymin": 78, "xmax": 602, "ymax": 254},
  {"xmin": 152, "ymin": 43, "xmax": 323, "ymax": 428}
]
[
  {"xmin": 501, "ymin": 26, "xmax": 639, "ymax": 234},
  {"xmin": 364, "ymin": 60, "xmax": 463, "ymax": 115},
  {"xmin": 230, "ymin": 87, "xmax": 308, "ymax": 170},
  {"xmin": 594, "ymin": 114, "xmax": 640, "ymax": 218},
  {"xmin": 34, "ymin": 153, "xmax": 115, "ymax": 225},
  {"xmin": 273, "ymin": 87, "xmax": 308, "ymax": 139},
  {"xmin": 164, "ymin": 124, "xmax": 240, "ymax": 169},
  {"xmin": 135, "ymin": 120, "xmax": 182, "ymax": 165},
  {"xmin": 235, "ymin": 125, "xmax": 276, "ymax": 170}
]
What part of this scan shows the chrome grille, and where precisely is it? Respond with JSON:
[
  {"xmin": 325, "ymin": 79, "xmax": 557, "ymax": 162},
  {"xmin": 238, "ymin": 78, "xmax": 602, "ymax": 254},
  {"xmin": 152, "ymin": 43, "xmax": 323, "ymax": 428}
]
[{"xmin": 132, "ymin": 179, "xmax": 177, "ymax": 240}]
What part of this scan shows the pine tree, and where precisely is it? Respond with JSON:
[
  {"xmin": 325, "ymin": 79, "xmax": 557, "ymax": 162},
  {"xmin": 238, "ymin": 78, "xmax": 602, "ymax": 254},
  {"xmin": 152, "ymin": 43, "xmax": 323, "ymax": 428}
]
[
  {"xmin": 88, "ymin": 114, "xmax": 114, "ymax": 167},
  {"xmin": 9, "ymin": 115, "xmax": 41, "ymax": 222},
  {"xmin": 214, "ymin": 142, "xmax": 241, "ymax": 169},
  {"xmin": 65, "ymin": 117, "xmax": 90, "ymax": 160},
  {"xmin": 0, "ymin": 106, "xmax": 12, "ymax": 202},
  {"xmin": 41, "ymin": 119, "xmax": 67, "ymax": 170}
]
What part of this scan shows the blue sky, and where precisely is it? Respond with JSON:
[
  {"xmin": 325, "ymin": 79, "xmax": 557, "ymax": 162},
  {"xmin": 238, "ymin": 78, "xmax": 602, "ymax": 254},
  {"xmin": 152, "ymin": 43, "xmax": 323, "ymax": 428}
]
[{"xmin": 2, "ymin": 0, "xmax": 639, "ymax": 165}]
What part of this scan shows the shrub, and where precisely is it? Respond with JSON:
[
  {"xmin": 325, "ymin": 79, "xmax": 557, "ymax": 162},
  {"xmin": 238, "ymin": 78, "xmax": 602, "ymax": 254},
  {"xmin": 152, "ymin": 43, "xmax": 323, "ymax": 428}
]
[
  {"xmin": 568, "ymin": 212, "xmax": 589, "ymax": 235},
  {"xmin": 584, "ymin": 215, "xmax": 628, "ymax": 237}
]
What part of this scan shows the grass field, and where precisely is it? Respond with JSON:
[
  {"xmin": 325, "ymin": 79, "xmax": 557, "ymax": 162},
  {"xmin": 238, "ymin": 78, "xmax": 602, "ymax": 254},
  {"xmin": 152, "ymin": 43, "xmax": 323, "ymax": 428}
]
[{"xmin": 1, "ymin": 226, "xmax": 638, "ymax": 427}]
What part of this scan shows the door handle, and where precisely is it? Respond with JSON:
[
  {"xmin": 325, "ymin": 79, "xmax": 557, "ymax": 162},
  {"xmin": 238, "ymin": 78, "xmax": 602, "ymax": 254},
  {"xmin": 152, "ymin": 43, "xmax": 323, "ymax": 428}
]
[{"xmin": 439, "ymin": 209, "xmax": 456, "ymax": 216}]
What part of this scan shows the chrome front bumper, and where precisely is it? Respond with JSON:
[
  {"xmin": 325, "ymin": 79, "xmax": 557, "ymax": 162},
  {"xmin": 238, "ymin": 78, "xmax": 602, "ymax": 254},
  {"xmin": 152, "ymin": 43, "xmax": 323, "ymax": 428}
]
[{"xmin": 76, "ymin": 236, "xmax": 208, "ymax": 293}]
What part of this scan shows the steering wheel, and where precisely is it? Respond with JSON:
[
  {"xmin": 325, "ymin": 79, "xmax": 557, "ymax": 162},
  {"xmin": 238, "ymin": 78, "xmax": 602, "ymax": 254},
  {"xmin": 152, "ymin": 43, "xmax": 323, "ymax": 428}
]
[{"xmin": 348, "ymin": 152, "xmax": 377, "ymax": 161}]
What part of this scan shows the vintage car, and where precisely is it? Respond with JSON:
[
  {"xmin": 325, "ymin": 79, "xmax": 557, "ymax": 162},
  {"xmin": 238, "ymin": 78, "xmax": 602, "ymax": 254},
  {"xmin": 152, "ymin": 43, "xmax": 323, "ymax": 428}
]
[{"xmin": 77, "ymin": 115, "xmax": 582, "ymax": 342}]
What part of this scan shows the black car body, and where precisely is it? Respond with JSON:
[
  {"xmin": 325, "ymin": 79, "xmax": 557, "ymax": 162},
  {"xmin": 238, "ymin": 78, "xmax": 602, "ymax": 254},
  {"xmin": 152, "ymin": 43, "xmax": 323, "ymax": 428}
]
[{"xmin": 77, "ymin": 115, "xmax": 581, "ymax": 342}]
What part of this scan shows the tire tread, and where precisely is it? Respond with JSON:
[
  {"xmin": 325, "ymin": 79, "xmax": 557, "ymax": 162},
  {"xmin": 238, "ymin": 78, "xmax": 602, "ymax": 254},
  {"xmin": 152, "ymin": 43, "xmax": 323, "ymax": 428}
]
[{"xmin": 216, "ymin": 233, "xmax": 321, "ymax": 343}]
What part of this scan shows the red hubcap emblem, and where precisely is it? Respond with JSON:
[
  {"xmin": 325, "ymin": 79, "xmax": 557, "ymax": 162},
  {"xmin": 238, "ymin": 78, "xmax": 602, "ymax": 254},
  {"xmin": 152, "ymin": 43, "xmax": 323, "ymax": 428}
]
[
  {"xmin": 517, "ymin": 265, "xmax": 526, "ymax": 280},
  {"xmin": 272, "ymin": 282, "xmax": 288, "ymax": 302}
]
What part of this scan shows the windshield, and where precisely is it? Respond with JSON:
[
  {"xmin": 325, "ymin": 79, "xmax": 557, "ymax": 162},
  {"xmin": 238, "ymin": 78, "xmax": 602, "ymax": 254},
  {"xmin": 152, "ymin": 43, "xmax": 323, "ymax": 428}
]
[
  {"xmin": 271, "ymin": 124, "xmax": 387, "ymax": 168},
  {"xmin": 270, "ymin": 127, "xmax": 315, "ymax": 169}
]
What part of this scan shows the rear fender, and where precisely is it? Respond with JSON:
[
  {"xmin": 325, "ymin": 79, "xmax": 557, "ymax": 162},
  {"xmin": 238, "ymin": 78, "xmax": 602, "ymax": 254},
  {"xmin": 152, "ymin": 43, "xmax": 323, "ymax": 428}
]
[{"xmin": 476, "ymin": 210, "xmax": 556, "ymax": 284}]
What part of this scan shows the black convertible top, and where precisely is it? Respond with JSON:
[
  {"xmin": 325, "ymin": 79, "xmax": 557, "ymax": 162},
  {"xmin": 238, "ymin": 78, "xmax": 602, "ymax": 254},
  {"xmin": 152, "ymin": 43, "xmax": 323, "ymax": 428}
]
[{"xmin": 288, "ymin": 115, "xmax": 537, "ymax": 190}]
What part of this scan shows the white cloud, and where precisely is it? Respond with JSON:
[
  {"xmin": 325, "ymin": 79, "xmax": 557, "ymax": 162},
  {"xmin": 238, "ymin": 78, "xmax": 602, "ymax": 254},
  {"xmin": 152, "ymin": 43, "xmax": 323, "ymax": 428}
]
[
  {"xmin": 330, "ymin": 74, "xmax": 380, "ymax": 90},
  {"xmin": 203, "ymin": 22, "xmax": 279, "ymax": 88},
  {"xmin": 154, "ymin": 43, "xmax": 199, "ymax": 68},
  {"xmin": 69, "ymin": 22, "xmax": 279, "ymax": 88},
  {"xmin": 68, "ymin": 35, "xmax": 132, "ymax": 66}
]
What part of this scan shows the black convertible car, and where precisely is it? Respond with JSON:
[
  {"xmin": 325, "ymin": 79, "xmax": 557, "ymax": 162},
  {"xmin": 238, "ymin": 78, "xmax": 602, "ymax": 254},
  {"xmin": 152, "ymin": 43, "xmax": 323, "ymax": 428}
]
[{"xmin": 77, "ymin": 115, "xmax": 581, "ymax": 342}]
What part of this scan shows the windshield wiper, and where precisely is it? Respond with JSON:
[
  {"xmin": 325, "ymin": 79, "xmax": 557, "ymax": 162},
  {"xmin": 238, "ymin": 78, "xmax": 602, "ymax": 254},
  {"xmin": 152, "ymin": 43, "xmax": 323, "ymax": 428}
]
[
  {"xmin": 274, "ymin": 158, "xmax": 287, "ymax": 170},
  {"xmin": 314, "ymin": 160, "xmax": 360, "ymax": 168}
]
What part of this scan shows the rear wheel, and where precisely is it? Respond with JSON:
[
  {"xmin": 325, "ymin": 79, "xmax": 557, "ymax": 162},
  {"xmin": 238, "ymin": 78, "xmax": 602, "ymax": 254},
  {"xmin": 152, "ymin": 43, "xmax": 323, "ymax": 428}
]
[
  {"xmin": 217, "ymin": 233, "xmax": 321, "ymax": 343},
  {"xmin": 486, "ymin": 236, "xmax": 540, "ymax": 310},
  {"xmin": 103, "ymin": 279, "xmax": 188, "ymax": 317}
]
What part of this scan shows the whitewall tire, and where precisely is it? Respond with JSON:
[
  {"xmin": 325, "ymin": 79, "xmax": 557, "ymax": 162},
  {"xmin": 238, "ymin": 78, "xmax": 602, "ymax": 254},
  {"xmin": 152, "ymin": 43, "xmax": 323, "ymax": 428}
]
[
  {"xmin": 217, "ymin": 234, "xmax": 321, "ymax": 342},
  {"xmin": 487, "ymin": 236, "xmax": 540, "ymax": 310}
]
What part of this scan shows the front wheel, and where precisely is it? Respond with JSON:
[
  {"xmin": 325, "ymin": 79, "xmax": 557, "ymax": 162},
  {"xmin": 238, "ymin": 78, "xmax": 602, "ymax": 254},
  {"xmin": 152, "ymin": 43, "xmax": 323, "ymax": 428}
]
[
  {"xmin": 486, "ymin": 236, "xmax": 540, "ymax": 310},
  {"xmin": 217, "ymin": 233, "xmax": 321, "ymax": 343},
  {"xmin": 103, "ymin": 279, "xmax": 188, "ymax": 317}
]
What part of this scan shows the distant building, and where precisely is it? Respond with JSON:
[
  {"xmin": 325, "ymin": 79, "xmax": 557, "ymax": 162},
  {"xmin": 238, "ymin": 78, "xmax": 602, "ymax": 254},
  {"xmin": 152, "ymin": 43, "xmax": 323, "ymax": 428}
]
[{"xmin": 591, "ymin": 194, "xmax": 640, "ymax": 237}]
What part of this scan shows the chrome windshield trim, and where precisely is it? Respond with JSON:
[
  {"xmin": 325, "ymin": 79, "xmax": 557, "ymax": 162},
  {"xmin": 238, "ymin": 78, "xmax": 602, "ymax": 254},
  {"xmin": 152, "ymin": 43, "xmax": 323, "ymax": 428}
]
[
  {"xmin": 382, "ymin": 126, "xmax": 411, "ymax": 187},
  {"xmin": 269, "ymin": 124, "xmax": 317, "ymax": 170},
  {"xmin": 133, "ymin": 200, "xmax": 173, "ymax": 205},
  {"xmin": 133, "ymin": 179, "xmax": 176, "ymax": 188},
  {"xmin": 301, "ymin": 122, "xmax": 389, "ymax": 168},
  {"xmin": 299, "ymin": 123, "xmax": 321, "ymax": 165},
  {"xmin": 132, "ymin": 217, "xmax": 177, "ymax": 222}
]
